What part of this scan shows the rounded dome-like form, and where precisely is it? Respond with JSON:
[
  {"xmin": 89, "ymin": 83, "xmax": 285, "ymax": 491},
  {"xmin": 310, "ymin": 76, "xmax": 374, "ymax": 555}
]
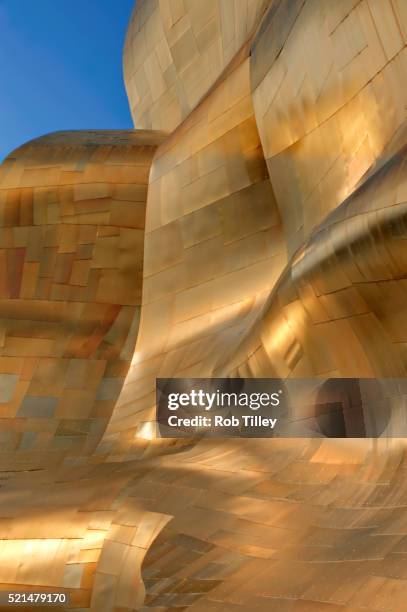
[
  {"xmin": 0, "ymin": 129, "xmax": 164, "ymax": 469},
  {"xmin": 123, "ymin": 0, "xmax": 271, "ymax": 131}
]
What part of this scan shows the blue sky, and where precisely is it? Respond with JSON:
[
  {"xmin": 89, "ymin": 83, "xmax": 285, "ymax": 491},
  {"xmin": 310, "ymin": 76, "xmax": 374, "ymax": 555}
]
[{"xmin": 0, "ymin": 0, "xmax": 135, "ymax": 161}]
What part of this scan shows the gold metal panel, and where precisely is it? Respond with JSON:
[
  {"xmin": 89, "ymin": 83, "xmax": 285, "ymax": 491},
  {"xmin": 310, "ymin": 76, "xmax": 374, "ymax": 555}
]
[
  {"xmin": 0, "ymin": 1, "xmax": 406, "ymax": 610},
  {"xmin": 0, "ymin": 130, "xmax": 164, "ymax": 469},
  {"xmin": 123, "ymin": 0, "xmax": 271, "ymax": 131}
]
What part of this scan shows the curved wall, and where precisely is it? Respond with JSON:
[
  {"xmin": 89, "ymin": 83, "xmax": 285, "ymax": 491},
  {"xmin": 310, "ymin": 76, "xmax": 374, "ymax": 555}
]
[
  {"xmin": 100, "ymin": 52, "xmax": 287, "ymax": 457},
  {"xmin": 0, "ymin": 1, "xmax": 407, "ymax": 609},
  {"xmin": 251, "ymin": 0, "xmax": 407, "ymax": 256},
  {"xmin": 0, "ymin": 130, "xmax": 164, "ymax": 468},
  {"xmin": 123, "ymin": 0, "xmax": 270, "ymax": 131}
]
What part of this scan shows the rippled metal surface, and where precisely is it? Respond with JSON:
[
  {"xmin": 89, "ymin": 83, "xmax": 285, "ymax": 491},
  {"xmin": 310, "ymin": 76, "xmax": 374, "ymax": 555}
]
[{"xmin": 0, "ymin": 0, "xmax": 406, "ymax": 609}]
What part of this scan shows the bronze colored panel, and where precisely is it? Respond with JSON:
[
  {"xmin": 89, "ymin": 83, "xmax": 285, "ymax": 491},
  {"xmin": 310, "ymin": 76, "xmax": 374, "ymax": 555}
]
[
  {"xmin": 0, "ymin": 130, "xmax": 164, "ymax": 469},
  {"xmin": 0, "ymin": 1, "xmax": 407, "ymax": 609}
]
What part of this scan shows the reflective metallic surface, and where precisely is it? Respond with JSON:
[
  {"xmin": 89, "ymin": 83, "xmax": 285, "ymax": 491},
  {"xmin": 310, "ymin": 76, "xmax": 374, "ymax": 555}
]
[
  {"xmin": 0, "ymin": 130, "xmax": 164, "ymax": 469},
  {"xmin": 0, "ymin": 0, "xmax": 406, "ymax": 609},
  {"xmin": 123, "ymin": 0, "xmax": 271, "ymax": 131}
]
